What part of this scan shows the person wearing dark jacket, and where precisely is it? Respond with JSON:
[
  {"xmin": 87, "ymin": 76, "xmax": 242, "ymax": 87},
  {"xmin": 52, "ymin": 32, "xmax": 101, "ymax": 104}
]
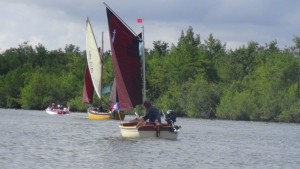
[{"xmin": 136, "ymin": 100, "xmax": 161, "ymax": 127}]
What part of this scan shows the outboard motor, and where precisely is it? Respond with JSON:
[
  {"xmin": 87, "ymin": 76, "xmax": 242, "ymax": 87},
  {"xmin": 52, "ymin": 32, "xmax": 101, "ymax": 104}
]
[
  {"xmin": 164, "ymin": 110, "xmax": 179, "ymax": 133},
  {"xmin": 165, "ymin": 110, "xmax": 176, "ymax": 125}
]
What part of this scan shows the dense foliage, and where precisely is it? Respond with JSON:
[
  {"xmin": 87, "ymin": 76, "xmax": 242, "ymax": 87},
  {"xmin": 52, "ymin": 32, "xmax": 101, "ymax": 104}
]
[{"xmin": 1, "ymin": 28, "xmax": 300, "ymax": 123}]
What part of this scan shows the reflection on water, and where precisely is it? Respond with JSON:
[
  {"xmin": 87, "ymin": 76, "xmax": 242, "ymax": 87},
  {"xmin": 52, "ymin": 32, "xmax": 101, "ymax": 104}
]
[{"xmin": 0, "ymin": 109, "xmax": 299, "ymax": 169}]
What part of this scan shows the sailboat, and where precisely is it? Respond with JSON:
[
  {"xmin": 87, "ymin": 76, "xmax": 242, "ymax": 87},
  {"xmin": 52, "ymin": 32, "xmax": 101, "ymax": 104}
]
[
  {"xmin": 82, "ymin": 18, "xmax": 125, "ymax": 120},
  {"xmin": 104, "ymin": 3, "xmax": 181, "ymax": 139}
]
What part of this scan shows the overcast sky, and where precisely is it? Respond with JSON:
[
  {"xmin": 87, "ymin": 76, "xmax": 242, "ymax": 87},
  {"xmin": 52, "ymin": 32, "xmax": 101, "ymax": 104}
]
[{"xmin": 0, "ymin": 0, "xmax": 299, "ymax": 52}]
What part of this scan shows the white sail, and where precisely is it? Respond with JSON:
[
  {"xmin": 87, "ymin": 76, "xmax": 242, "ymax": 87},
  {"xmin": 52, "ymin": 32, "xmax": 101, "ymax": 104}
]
[{"xmin": 85, "ymin": 18, "xmax": 102, "ymax": 98}]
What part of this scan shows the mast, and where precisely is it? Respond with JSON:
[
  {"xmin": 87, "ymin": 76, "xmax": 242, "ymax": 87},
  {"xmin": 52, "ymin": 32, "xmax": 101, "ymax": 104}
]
[
  {"xmin": 102, "ymin": 32, "xmax": 104, "ymax": 56},
  {"xmin": 142, "ymin": 25, "xmax": 146, "ymax": 102},
  {"xmin": 99, "ymin": 32, "xmax": 104, "ymax": 106}
]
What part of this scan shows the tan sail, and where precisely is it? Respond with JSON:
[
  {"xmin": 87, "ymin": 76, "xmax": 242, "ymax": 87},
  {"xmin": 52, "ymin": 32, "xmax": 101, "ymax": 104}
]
[{"xmin": 86, "ymin": 18, "xmax": 102, "ymax": 99}]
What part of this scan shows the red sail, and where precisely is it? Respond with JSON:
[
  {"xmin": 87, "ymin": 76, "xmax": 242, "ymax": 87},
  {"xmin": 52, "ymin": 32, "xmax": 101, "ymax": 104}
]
[
  {"xmin": 106, "ymin": 7, "xmax": 143, "ymax": 109},
  {"xmin": 82, "ymin": 65, "xmax": 94, "ymax": 104}
]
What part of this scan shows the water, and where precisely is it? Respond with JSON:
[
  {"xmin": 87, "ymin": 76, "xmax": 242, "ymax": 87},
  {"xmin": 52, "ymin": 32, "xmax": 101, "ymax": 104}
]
[{"xmin": 0, "ymin": 109, "xmax": 299, "ymax": 169}]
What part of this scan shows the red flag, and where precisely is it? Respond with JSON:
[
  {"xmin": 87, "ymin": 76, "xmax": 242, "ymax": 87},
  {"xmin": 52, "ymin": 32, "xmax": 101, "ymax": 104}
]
[{"xmin": 137, "ymin": 18, "xmax": 143, "ymax": 23}]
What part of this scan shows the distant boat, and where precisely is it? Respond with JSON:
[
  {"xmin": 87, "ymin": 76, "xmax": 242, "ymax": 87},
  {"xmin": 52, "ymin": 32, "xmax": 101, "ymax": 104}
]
[
  {"xmin": 104, "ymin": 3, "xmax": 181, "ymax": 139},
  {"xmin": 46, "ymin": 104, "xmax": 69, "ymax": 115},
  {"xmin": 82, "ymin": 18, "xmax": 125, "ymax": 120}
]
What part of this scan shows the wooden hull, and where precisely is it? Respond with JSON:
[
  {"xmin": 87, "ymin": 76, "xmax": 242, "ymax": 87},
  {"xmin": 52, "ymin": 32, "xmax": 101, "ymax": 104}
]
[
  {"xmin": 87, "ymin": 109, "xmax": 125, "ymax": 120},
  {"xmin": 119, "ymin": 122, "xmax": 180, "ymax": 139},
  {"xmin": 87, "ymin": 111, "xmax": 111, "ymax": 120},
  {"xmin": 46, "ymin": 108, "xmax": 69, "ymax": 115}
]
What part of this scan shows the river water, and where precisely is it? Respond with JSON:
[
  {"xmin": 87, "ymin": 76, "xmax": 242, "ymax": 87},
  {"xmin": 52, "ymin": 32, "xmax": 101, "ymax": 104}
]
[{"xmin": 0, "ymin": 109, "xmax": 299, "ymax": 169}]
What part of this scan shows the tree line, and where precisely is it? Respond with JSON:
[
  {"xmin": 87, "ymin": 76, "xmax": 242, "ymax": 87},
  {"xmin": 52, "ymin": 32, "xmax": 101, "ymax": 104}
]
[{"xmin": 0, "ymin": 26, "xmax": 300, "ymax": 123}]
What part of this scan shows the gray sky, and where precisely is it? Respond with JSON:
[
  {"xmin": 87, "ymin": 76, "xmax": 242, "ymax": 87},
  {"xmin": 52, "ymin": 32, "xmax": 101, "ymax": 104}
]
[{"xmin": 0, "ymin": 0, "xmax": 299, "ymax": 52}]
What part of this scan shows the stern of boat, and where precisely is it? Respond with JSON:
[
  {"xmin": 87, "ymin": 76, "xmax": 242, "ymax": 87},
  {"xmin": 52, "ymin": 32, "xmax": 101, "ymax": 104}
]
[{"xmin": 111, "ymin": 111, "xmax": 125, "ymax": 120}]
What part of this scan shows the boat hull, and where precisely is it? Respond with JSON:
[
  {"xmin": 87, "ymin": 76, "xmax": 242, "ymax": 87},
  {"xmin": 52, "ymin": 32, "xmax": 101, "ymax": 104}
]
[
  {"xmin": 119, "ymin": 122, "xmax": 180, "ymax": 139},
  {"xmin": 87, "ymin": 109, "xmax": 125, "ymax": 120},
  {"xmin": 46, "ymin": 108, "xmax": 69, "ymax": 115}
]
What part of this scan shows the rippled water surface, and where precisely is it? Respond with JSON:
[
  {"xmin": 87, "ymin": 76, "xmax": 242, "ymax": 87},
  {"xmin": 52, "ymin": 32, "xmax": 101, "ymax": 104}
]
[{"xmin": 0, "ymin": 109, "xmax": 299, "ymax": 169}]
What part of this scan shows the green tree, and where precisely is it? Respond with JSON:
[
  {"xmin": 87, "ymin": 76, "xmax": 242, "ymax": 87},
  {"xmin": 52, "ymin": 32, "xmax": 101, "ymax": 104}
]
[
  {"xmin": 20, "ymin": 70, "xmax": 51, "ymax": 109},
  {"xmin": 0, "ymin": 68, "xmax": 25, "ymax": 108},
  {"xmin": 182, "ymin": 76, "xmax": 220, "ymax": 118}
]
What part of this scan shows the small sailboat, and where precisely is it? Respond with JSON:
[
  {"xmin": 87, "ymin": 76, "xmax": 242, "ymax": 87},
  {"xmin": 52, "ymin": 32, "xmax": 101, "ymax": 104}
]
[
  {"xmin": 82, "ymin": 18, "xmax": 125, "ymax": 120},
  {"xmin": 104, "ymin": 3, "xmax": 181, "ymax": 139}
]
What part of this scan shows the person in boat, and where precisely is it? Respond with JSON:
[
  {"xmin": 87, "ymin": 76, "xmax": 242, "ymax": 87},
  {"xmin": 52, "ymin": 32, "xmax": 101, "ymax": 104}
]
[
  {"xmin": 49, "ymin": 103, "xmax": 55, "ymax": 110},
  {"xmin": 97, "ymin": 105, "xmax": 105, "ymax": 112},
  {"xmin": 114, "ymin": 102, "xmax": 120, "ymax": 110},
  {"xmin": 112, "ymin": 102, "xmax": 120, "ymax": 113},
  {"xmin": 58, "ymin": 104, "xmax": 63, "ymax": 110},
  {"xmin": 136, "ymin": 100, "xmax": 161, "ymax": 127}
]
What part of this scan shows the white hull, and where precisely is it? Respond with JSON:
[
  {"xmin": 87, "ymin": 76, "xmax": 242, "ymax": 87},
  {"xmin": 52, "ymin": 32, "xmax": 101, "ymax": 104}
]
[
  {"xmin": 46, "ymin": 109, "xmax": 58, "ymax": 115},
  {"xmin": 46, "ymin": 108, "xmax": 69, "ymax": 115}
]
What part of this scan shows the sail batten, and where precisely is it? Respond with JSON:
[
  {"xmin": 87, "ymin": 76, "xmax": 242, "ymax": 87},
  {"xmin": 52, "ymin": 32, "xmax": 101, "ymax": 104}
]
[{"xmin": 106, "ymin": 6, "xmax": 143, "ymax": 109}]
